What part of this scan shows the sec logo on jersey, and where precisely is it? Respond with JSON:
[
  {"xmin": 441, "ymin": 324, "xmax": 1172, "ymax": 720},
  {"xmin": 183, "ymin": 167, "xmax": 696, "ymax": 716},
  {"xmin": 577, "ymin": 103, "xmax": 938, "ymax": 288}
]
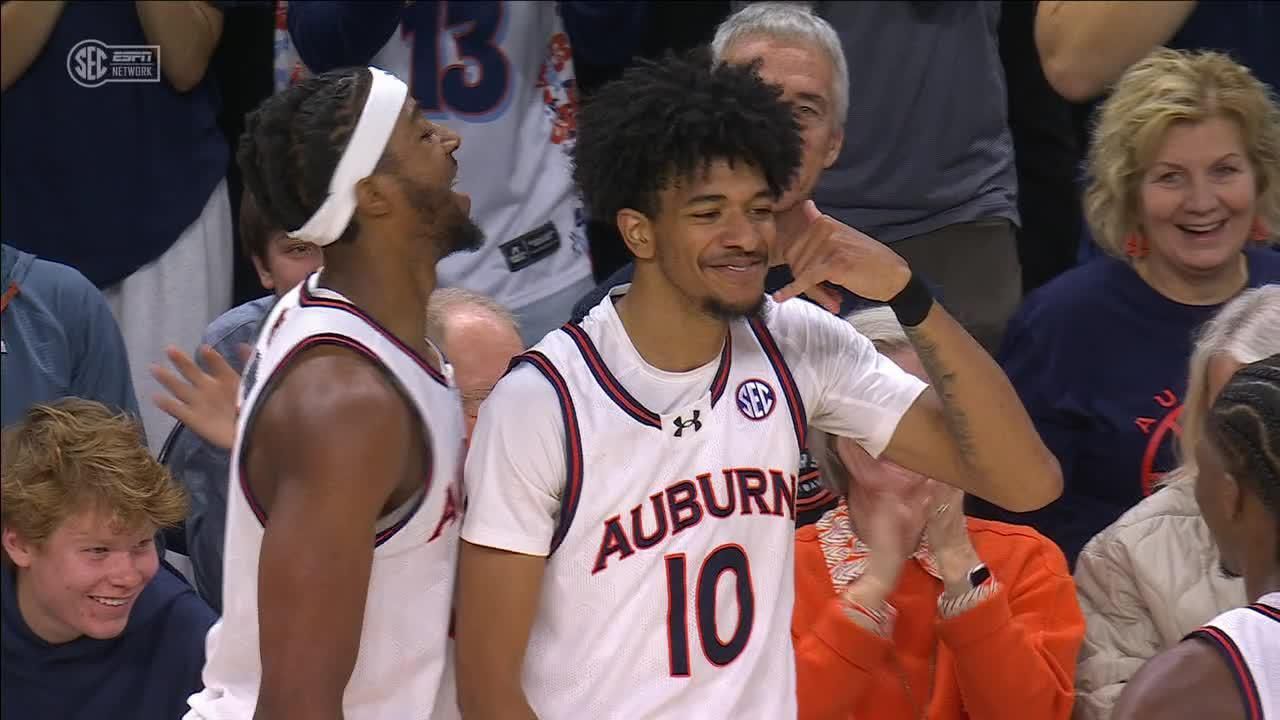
[{"xmin": 736, "ymin": 379, "xmax": 777, "ymax": 421}]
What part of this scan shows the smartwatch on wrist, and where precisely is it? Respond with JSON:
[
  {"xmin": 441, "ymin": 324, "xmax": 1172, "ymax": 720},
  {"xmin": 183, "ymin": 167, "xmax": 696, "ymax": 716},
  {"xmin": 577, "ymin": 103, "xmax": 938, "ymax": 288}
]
[{"xmin": 967, "ymin": 563, "xmax": 991, "ymax": 589}]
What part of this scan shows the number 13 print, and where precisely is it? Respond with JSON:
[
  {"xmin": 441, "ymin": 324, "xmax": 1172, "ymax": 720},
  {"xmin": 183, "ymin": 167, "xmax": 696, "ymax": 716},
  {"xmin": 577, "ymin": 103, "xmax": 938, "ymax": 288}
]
[{"xmin": 404, "ymin": 1, "xmax": 512, "ymax": 118}]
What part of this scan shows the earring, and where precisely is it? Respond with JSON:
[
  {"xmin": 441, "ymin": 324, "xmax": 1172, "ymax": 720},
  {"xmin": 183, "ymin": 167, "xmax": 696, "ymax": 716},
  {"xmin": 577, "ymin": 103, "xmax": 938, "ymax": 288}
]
[
  {"xmin": 1124, "ymin": 231, "xmax": 1148, "ymax": 259},
  {"xmin": 1251, "ymin": 217, "xmax": 1271, "ymax": 242}
]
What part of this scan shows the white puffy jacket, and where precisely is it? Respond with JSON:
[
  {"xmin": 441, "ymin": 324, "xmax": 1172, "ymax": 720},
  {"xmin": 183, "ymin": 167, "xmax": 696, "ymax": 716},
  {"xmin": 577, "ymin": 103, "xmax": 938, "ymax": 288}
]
[{"xmin": 1071, "ymin": 473, "xmax": 1246, "ymax": 720}]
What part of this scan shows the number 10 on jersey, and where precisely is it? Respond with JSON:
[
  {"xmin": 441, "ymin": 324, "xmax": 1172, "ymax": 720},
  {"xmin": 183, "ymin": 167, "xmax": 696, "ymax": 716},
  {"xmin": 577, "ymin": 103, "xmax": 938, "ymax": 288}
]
[{"xmin": 665, "ymin": 544, "xmax": 755, "ymax": 677}]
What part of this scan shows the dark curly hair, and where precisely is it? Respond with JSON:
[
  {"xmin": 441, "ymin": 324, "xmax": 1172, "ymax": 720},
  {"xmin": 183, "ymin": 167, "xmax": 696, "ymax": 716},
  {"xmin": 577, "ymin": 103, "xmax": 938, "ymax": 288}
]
[
  {"xmin": 572, "ymin": 48, "xmax": 803, "ymax": 224},
  {"xmin": 237, "ymin": 67, "xmax": 388, "ymax": 246},
  {"xmin": 1207, "ymin": 353, "xmax": 1280, "ymax": 555}
]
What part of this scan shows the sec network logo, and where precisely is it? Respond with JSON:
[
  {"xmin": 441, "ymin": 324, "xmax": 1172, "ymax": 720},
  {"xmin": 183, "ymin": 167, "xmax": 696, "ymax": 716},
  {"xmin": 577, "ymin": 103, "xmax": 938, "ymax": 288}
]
[{"xmin": 67, "ymin": 39, "xmax": 161, "ymax": 88}]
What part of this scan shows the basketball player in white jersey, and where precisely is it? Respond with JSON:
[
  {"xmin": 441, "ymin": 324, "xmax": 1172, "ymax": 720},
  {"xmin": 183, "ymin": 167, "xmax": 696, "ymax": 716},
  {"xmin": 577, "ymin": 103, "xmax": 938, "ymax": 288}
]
[
  {"xmin": 186, "ymin": 66, "xmax": 482, "ymax": 720},
  {"xmin": 454, "ymin": 51, "xmax": 1062, "ymax": 719},
  {"xmin": 1113, "ymin": 355, "xmax": 1280, "ymax": 720},
  {"xmin": 282, "ymin": 1, "xmax": 649, "ymax": 345}
]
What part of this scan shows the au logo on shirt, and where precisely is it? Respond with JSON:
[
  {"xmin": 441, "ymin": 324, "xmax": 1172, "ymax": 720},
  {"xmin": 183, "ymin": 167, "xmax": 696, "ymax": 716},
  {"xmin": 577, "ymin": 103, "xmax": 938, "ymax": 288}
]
[{"xmin": 736, "ymin": 379, "xmax": 776, "ymax": 421}]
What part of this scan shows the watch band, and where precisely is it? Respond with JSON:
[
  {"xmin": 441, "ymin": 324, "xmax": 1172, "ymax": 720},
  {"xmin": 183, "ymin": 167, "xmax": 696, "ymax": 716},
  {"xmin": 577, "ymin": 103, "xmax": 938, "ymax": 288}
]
[{"xmin": 967, "ymin": 563, "xmax": 991, "ymax": 588}]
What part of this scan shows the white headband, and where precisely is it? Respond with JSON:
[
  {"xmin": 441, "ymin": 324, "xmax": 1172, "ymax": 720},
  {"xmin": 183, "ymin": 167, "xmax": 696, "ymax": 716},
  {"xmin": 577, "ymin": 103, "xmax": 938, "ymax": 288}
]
[{"xmin": 289, "ymin": 67, "xmax": 409, "ymax": 246}]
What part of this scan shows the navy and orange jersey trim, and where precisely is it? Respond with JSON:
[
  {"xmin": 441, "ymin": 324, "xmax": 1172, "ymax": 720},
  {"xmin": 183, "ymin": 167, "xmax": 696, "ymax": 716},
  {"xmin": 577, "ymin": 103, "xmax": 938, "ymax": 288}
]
[
  {"xmin": 298, "ymin": 276, "xmax": 449, "ymax": 387},
  {"xmin": 747, "ymin": 316, "xmax": 808, "ymax": 452},
  {"xmin": 509, "ymin": 351, "xmax": 584, "ymax": 555},
  {"xmin": 1246, "ymin": 602, "xmax": 1280, "ymax": 623},
  {"xmin": 559, "ymin": 322, "xmax": 733, "ymax": 429},
  {"xmin": 1186, "ymin": 626, "xmax": 1264, "ymax": 720},
  {"xmin": 237, "ymin": 333, "xmax": 431, "ymax": 547}
]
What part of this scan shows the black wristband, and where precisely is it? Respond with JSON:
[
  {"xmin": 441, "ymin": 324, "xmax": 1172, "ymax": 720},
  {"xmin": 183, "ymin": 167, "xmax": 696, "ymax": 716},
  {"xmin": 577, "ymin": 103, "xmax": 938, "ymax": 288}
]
[{"xmin": 887, "ymin": 272, "xmax": 934, "ymax": 327}]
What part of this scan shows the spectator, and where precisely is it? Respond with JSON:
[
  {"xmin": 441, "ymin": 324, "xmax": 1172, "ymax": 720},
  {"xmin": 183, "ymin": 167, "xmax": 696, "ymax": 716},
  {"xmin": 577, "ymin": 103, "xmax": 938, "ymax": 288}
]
[
  {"xmin": 1, "ymin": 399, "xmax": 215, "ymax": 720},
  {"xmin": 149, "ymin": 188, "xmax": 322, "ymax": 611},
  {"xmin": 425, "ymin": 288, "xmax": 525, "ymax": 441},
  {"xmin": 971, "ymin": 49, "xmax": 1280, "ymax": 565},
  {"xmin": 810, "ymin": 1, "xmax": 1022, "ymax": 353},
  {"xmin": 1071, "ymin": 284, "xmax": 1278, "ymax": 720},
  {"xmin": 1110, "ymin": 354, "xmax": 1280, "ymax": 720},
  {"xmin": 794, "ymin": 308, "xmax": 1082, "ymax": 720},
  {"xmin": 1, "ymin": 1, "xmax": 233, "ymax": 453},
  {"xmin": 285, "ymin": 1, "xmax": 650, "ymax": 346},
  {"xmin": 1036, "ymin": 1, "xmax": 1278, "ymax": 105},
  {"xmin": 152, "ymin": 287, "xmax": 523, "ymax": 612},
  {"xmin": 0, "ymin": 243, "xmax": 139, "ymax": 427}
]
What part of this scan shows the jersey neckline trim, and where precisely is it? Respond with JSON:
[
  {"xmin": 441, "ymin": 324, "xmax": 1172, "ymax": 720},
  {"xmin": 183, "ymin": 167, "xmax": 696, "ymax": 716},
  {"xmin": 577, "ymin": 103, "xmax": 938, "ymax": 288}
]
[
  {"xmin": 559, "ymin": 321, "xmax": 732, "ymax": 429},
  {"xmin": 298, "ymin": 272, "xmax": 450, "ymax": 388}
]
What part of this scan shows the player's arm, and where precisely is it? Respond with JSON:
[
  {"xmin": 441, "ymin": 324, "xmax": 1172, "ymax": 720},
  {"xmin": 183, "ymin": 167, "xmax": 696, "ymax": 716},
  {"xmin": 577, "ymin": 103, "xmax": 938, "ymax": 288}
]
[
  {"xmin": 1034, "ymin": 0, "xmax": 1196, "ymax": 102},
  {"xmin": 454, "ymin": 365, "xmax": 566, "ymax": 720},
  {"xmin": 1, "ymin": 0, "xmax": 66, "ymax": 92},
  {"xmin": 881, "ymin": 302, "xmax": 1063, "ymax": 512},
  {"xmin": 455, "ymin": 543, "xmax": 545, "ymax": 720},
  {"xmin": 1109, "ymin": 638, "xmax": 1245, "ymax": 720},
  {"xmin": 775, "ymin": 204, "xmax": 1060, "ymax": 513},
  {"xmin": 249, "ymin": 346, "xmax": 416, "ymax": 720},
  {"xmin": 134, "ymin": 1, "xmax": 223, "ymax": 92}
]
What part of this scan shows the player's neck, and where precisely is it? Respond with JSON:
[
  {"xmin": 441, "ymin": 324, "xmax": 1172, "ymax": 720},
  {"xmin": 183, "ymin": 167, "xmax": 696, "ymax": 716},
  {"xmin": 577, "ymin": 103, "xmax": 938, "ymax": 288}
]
[
  {"xmin": 319, "ymin": 259, "xmax": 437, "ymax": 364},
  {"xmin": 1245, "ymin": 566, "xmax": 1280, "ymax": 603},
  {"xmin": 615, "ymin": 276, "xmax": 728, "ymax": 373}
]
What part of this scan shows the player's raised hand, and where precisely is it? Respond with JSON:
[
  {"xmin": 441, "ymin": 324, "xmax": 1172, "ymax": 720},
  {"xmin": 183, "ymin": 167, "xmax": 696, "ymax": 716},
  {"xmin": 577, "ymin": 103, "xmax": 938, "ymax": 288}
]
[{"xmin": 772, "ymin": 200, "xmax": 912, "ymax": 309}]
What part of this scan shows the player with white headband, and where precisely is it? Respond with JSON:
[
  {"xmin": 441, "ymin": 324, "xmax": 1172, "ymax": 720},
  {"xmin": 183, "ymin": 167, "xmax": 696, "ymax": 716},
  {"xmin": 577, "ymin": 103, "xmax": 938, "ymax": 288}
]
[{"xmin": 186, "ymin": 66, "xmax": 482, "ymax": 720}]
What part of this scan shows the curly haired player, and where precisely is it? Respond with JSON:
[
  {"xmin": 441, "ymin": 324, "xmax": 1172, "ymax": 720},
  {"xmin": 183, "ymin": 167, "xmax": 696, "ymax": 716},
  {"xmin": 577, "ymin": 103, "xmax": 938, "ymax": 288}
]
[{"xmin": 455, "ymin": 50, "xmax": 1060, "ymax": 720}]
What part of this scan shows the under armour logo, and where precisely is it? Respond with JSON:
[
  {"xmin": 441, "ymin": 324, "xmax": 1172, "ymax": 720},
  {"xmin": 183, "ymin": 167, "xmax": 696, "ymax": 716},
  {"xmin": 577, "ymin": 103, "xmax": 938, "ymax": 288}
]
[{"xmin": 673, "ymin": 410, "xmax": 703, "ymax": 437}]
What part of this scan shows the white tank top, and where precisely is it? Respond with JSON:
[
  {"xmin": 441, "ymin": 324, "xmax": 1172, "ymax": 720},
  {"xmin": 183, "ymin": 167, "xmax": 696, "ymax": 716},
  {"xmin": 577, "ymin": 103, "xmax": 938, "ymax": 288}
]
[
  {"xmin": 187, "ymin": 273, "xmax": 466, "ymax": 720},
  {"xmin": 513, "ymin": 313, "xmax": 807, "ymax": 719},
  {"xmin": 1187, "ymin": 591, "xmax": 1280, "ymax": 720}
]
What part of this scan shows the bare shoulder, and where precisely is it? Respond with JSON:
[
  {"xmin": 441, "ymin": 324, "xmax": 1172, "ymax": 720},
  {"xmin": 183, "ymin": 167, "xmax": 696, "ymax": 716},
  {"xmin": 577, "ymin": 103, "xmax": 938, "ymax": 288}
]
[
  {"xmin": 1112, "ymin": 638, "xmax": 1245, "ymax": 720},
  {"xmin": 258, "ymin": 343, "xmax": 413, "ymax": 437}
]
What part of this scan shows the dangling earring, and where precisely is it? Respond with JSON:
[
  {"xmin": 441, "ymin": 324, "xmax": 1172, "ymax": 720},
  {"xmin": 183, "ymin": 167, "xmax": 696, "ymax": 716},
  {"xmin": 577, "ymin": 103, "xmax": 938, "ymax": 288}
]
[
  {"xmin": 1124, "ymin": 231, "xmax": 1148, "ymax": 259},
  {"xmin": 1250, "ymin": 217, "xmax": 1271, "ymax": 242}
]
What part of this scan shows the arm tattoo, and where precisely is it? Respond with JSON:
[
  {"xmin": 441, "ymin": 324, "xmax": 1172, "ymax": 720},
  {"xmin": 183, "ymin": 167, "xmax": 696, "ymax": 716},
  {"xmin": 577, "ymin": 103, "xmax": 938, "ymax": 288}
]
[{"xmin": 904, "ymin": 326, "xmax": 979, "ymax": 466}]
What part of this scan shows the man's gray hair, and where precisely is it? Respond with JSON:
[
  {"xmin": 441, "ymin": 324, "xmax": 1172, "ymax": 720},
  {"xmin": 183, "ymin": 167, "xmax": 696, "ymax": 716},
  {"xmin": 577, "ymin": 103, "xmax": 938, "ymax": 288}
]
[
  {"xmin": 712, "ymin": 2, "xmax": 849, "ymax": 125},
  {"xmin": 425, "ymin": 287, "xmax": 520, "ymax": 345}
]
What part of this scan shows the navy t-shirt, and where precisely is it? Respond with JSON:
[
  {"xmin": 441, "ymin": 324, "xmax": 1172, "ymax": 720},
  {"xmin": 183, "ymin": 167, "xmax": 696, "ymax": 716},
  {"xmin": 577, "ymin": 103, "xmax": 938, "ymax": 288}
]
[
  {"xmin": 1, "ymin": 562, "xmax": 215, "ymax": 720},
  {"xmin": 0, "ymin": 1, "xmax": 228, "ymax": 289},
  {"xmin": 970, "ymin": 249, "xmax": 1280, "ymax": 565}
]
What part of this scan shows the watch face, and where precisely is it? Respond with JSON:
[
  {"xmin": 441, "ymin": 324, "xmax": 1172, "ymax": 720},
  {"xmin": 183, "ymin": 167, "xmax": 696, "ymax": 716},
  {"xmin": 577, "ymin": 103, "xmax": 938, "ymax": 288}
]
[{"xmin": 969, "ymin": 564, "xmax": 991, "ymax": 588}]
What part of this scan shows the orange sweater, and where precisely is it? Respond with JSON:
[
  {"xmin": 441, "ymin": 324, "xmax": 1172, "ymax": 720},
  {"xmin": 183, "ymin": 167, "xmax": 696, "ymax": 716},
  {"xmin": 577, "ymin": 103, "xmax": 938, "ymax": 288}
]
[{"xmin": 793, "ymin": 518, "xmax": 1084, "ymax": 720}]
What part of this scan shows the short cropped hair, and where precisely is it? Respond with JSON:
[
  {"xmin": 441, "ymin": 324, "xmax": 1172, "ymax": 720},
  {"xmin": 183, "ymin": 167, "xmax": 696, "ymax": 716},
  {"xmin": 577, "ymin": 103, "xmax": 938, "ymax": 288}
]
[
  {"xmin": 2, "ymin": 399, "xmax": 188, "ymax": 550},
  {"xmin": 425, "ymin": 287, "xmax": 520, "ymax": 346},
  {"xmin": 711, "ymin": 2, "xmax": 849, "ymax": 125},
  {"xmin": 1085, "ymin": 49, "xmax": 1280, "ymax": 257},
  {"xmin": 572, "ymin": 48, "xmax": 803, "ymax": 224}
]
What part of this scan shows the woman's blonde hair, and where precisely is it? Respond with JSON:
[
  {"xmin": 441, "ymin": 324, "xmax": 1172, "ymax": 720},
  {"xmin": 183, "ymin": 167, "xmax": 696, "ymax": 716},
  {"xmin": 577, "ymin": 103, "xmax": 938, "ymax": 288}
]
[
  {"xmin": 1175, "ymin": 285, "xmax": 1280, "ymax": 480},
  {"xmin": 1, "ymin": 399, "xmax": 188, "ymax": 552},
  {"xmin": 1084, "ymin": 48, "xmax": 1280, "ymax": 258},
  {"xmin": 809, "ymin": 307, "xmax": 914, "ymax": 494}
]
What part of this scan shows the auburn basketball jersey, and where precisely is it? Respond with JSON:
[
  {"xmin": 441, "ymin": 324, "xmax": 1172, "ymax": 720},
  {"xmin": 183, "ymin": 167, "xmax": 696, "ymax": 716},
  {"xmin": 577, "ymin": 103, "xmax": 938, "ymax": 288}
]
[
  {"xmin": 510, "ymin": 308, "xmax": 816, "ymax": 718},
  {"xmin": 186, "ymin": 273, "xmax": 465, "ymax": 720},
  {"xmin": 275, "ymin": 0, "xmax": 592, "ymax": 314},
  {"xmin": 1186, "ymin": 593, "xmax": 1280, "ymax": 720}
]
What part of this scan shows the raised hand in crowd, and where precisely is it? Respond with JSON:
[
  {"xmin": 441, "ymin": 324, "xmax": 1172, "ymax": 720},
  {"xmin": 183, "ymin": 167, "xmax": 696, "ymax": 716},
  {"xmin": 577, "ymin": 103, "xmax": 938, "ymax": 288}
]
[{"xmin": 150, "ymin": 343, "xmax": 247, "ymax": 452}]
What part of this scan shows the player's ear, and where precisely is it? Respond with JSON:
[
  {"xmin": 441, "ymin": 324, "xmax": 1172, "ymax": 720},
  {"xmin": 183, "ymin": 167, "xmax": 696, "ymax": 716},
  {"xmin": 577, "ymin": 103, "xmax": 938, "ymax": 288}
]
[
  {"xmin": 354, "ymin": 175, "xmax": 396, "ymax": 221},
  {"xmin": 617, "ymin": 209, "xmax": 655, "ymax": 261}
]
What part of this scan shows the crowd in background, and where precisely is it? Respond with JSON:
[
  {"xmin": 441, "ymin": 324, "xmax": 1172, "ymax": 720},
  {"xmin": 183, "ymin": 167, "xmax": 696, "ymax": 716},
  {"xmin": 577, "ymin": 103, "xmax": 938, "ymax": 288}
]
[{"xmin": 1, "ymin": 1, "xmax": 1278, "ymax": 719}]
